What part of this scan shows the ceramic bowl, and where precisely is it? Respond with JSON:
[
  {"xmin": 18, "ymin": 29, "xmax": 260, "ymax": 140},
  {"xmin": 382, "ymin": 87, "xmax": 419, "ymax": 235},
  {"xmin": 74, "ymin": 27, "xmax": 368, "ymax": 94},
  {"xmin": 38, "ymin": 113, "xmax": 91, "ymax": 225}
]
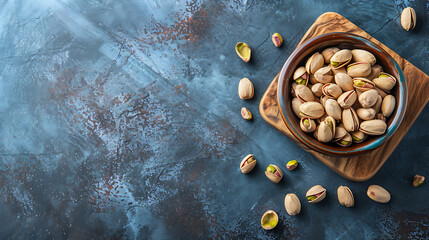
[{"xmin": 278, "ymin": 32, "xmax": 407, "ymax": 156}]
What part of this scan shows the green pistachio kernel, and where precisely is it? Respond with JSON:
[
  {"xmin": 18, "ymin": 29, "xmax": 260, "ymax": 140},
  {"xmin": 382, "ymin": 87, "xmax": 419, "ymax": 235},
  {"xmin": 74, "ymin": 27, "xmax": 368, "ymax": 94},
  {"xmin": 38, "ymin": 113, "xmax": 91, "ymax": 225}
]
[
  {"xmin": 354, "ymin": 79, "xmax": 366, "ymax": 87},
  {"xmin": 303, "ymin": 119, "xmax": 309, "ymax": 125},
  {"xmin": 331, "ymin": 61, "xmax": 339, "ymax": 67},
  {"xmin": 352, "ymin": 135, "xmax": 360, "ymax": 142},
  {"xmin": 307, "ymin": 195, "xmax": 317, "ymax": 201},
  {"xmin": 267, "ymin": 165, "xmax": 276, "ymax": 173},
  {"xmin": 339, "ymin": 140, "xmax": 350, "ymax": 146}
]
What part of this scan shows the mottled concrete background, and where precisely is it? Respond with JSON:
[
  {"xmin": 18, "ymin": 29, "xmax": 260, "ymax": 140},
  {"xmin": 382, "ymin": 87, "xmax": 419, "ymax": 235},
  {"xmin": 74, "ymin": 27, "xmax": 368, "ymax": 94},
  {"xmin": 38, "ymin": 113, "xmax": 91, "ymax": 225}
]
[{"xmin": 0, "ymin": 0, "xmax": 428, "ymax": 239}]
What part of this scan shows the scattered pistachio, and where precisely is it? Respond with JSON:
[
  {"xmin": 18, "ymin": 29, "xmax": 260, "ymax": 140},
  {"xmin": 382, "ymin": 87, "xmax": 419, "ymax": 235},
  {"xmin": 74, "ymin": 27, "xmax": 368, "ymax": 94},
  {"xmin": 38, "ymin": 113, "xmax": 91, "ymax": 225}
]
[
  {"xmin": 261, "ymin": 210, "xmax": 278, "ymax": 230},
  {"xmin": 286, "ymin": 160, "xmax": 299, "ymax": 170},
  {"xmin": 367, "ymin": 185, "xmax": 391, "ymax": 203},
  {"xmin": 241, "ymin": 107, "xmax": 252, "ymax": 120},
  {"xmin": 413, "ymin": 174, "xmax": 425, "ymax": 187},
  {"xmin": 337, "ymin": 186, "xmax": 354, "ymax": 207},
  {"xmin": 238, "ymin": 78, "xmax": 254, "ymax": 100},
  {"xmin": 306, "ymin": 185, "xmax": 327, "ymax": 203},
  {"xmin": 265, "ymin": 164, "xmax": 283, "ymax": 183},
  {"xmin": 401, "ymin": 7, "xmax": 416, "ymax": 31},
  {"xmin": 235, "ymin": 42, "xmax": 251, "ymax": 62},
  {"xmin": 240, "ymin": 154, "xmax": 256, "ymax": 174},
  {"xmin": 284, "ymin": 193, "xmax": 301, "ymax": 216},
  {"xmin": 272, "ymin": 33, "xmax": 283, "ymax": 47}
]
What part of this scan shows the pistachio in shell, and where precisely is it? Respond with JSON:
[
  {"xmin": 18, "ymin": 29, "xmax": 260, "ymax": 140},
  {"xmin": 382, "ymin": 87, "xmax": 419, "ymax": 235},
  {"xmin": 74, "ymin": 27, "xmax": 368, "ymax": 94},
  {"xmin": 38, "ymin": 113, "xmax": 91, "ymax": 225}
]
[
  {"xmin": 318, "ymin": 116, "xmax": 335, "ymax": 143},
  {"xmin": 292, "ymin": 98, "xmax": 304, "ymax": 118},
  {"xmin": 238, "ymin": 77, "xmax": 254, "ymax": 100},
  {"xmin": 309, "ymin": 74, "xmax": 318, "ymax": 85},
  {"xmin": 358, "ymin": 89, "xmax": 379, "ymax": 108},
  {"xmin": 235, "ymin": 42, "xmax": 251, "ymax": 62},
  {"xmin": 335, "ymin": 72, "xmax": 354, "ymax": 91},
  {"xmin": 376, "ymin": 113, "xmax": 387, "ymax": 122},
  {"xmin": 373, "ymin": 95, "xmax": 383, "ymax": 113},
  {"xmin": 240, "ymin": 154, "xmax": 256, "ymax": 174},
  {"xmin": 330, "ymin": 49, "xmax": 352, "ymax": 69},
  {"xmin": 285, "ymin": 193, "xmax": 301, "ymax": 216},
  {"xmin": 336, "ymin": 132, "xmax": 352, "ymax": 147},
  {"xmin": 305, "ymin": 52, "xmax": 324, "ymax": 74},
  {"xmin": 367, "ymin": 185, "xmax": 391, "ymax": 203},
  {"xmin": 306, "ymin": 185, "xmax": 327, "ymax": 203},
  {"xmin": 291, "ymin": 82, "xmax": 298, "ymax": 97},
  {"xmin": 351, "ymin": 49, "xmax": 376, "ymax": 66},
  {"xmin": 314, "ymin": 66, "xmax": 334, "ymax": 84},
  {"xmin": 401, "ymin": 7, "xmax": 417, "ymax": 31},
  {"xmin": 375, "ymin": 87, "xmax": 388, "ymax": 99},
  {"xmin": 381, "ymin": 95, "xmax": 396, "ymax": 118},
  {"xmin": 353, "ymin": 78, "xmax": 375, "ymax": 92},
  {"xmin": 293, "ymin": 66, "xmax": 309, "ymax": 85},
  {"xmin": 333, "ymin": 127, "xmax": 347, "ymax": 142},
  {"xmin": 337, "ymin": 90, "xmax": 357, "ymax": 108},
  {"xmin": 331, "ymin": 66, "xmax": 347, "ymax": 75},
  {"xmin": 350, "ymin": 131, "xmax": 367, "ymax": 143},
  {"xmin": 265, "ymin": 164, "xmax": 283, "ymax": 183},
  {"xmin": 320, "ymin": 95, "xmax": 334, "ymax": 108},
  {"xmin": 325, "ymin": 99, "xmax": 342, "ymax": 121},
  {"xmin": 299, "ymin": 102, "xmax": 324, "ymax": 119},
  {"xmin": 322, "ymin": 83, "xmax": 343, "ymax": 99},
  {"xmin": 300, "ymin": 118, "xmax": 316, "ymax": 133},
  {"xmin": 241, "ymin": 107, "xmax": 252, "ymax": 120},
  {"xmin": 311, "ymin": 83, "xmax": 324, "ymax": 97},
  {"xmin": 261, "ymin": 210, "xmax": 278, "ymax": 230},
  {"xmin": 272, "ymin": 33, "xmax": 283, "ymax": 47},
  {"xmin": 366, "ymin": 64, "xmax": 383, "ymax": 80},
  {"xmin": 337, "ymin": 186, "xmax": 354, "ymax": 207},
  {"xmin": 295, "ymin": 84, "xmax": 316, "ymax": 102},
  {"xmin": 342, "ymin": 108, "xmax": 360, "ymax": 132},
  {"xmin": 359, "ymin": 119, "xmax": 387, "ymax": 135},
  {"xmin": 347, "ymin": 62, "xmax": 371, "ymax": 78},
  {"xmin": 356, "ymin": 108, "xmax": 376, "ymax": 120},
  {"xmin": 321, "ymin": 47, "xmax": 340, "ymax": 64},
  {"xmin": 373, "ymin": 72, "xmax": 396, "ymax": 92}
]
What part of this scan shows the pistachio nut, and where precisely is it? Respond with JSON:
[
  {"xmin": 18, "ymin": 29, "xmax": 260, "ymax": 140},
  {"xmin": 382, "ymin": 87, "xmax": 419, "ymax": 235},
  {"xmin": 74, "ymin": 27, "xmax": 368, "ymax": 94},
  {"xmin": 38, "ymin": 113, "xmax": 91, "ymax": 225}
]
[
  {"xmin": 350, "ymin": 131, "xmax": 367, "ymax": 143},
  {"xmin": 293, "ymin": 66, "xmax": 309, "ymax": 85},
  {"xmin": 358, "ymin": 89, "xmax": 379, "ymax": 108},
  {"xmin": 375, "ymin": 113, "xmax": 387, "ymax": 122},
  {"xmin": 375, "ymin": 87, "xmax": 388, "ymax": 98},
  {"xmin": 373, "ymin": 72, "xmax": 397, "ymax": 92},
  {"xmin": 311, "ymin": 83, "xmax": 324, "ymax": 97},
  {"xmin": 238, "ymin": 78, "xmax": 254, "ymax": 100},
  {"xmin": 261, "ymin": 210, "xmax": 278, "ymax": 230},
  {"xmin": 366, "ymin": 64, "xmax": 383, "ymax": 80},
  {"xmin": 285, "ymin": 193, "xmax": 301, "ymax": 216},
  {"xmin": 286, "ymin": 160, "xmax": 299, "ymax": 171},
  {"xmin": 306, "ymin": 185, "xmax": 327, "ymax": 203},
  {"xmin": 309, "ymin": 74, "xmax": 318, "ymax": 85},
  {"xmin": 322, "ymin": 83, "xmax": 343, "ymax": 99},
  {"xmin": 335, "ymin": 72, "xmax": 354, "ymax": 91},
  {"xmin": 342, "ymin": 108, "xmax": 359, "ymax": 132},
  {"xmin": 291, "ymin": 82, "xmax": 298, "ymax": 98},
  {"xmin": 265, "ymin": 164, "xmax": 283, "ymax": 184},
  {"xmin": 241, "ymin": 107, "xmax": 252, "ymax": 120},
  {"xmin": 317, "ymin": 116, "xmax": 335, "ymax": 143},
  {"xmin": 313, "ymin": 125, "xmax": 320, "ymax": 139},
  {"xmin": 353, "ymin": 78, "xmax": 375, "ymax": 92},
  {"xmin": 337, "ymin": 90, "xmax": 357, "ymax": 108},
  {"xmin": 373, "ymin": 95, "xmax": 383, "ymax": 113},
  {"xmin": 413, "ymin": 174, "xmax": 425, "ymax": 187},
  {"xmin": 356, "ymin": 108, "xmax": 376, "ymax": 120},
  {"xmin": 381, "ymin": 95, "xmax": 396, "ymax": 118},
  {"xmin": 299, "ymin": 102, "xmax": 324, "ymax": 119},
  {"xmin": 325, "ymin": 99, "xmax": 342, "ymax": 121},
  {"xmin": 321, "ymin": 47, "xmax": 340, "ymax": 63},
  {"xmin": 337, "ymin": 186, "xmax": 354, "ymax": 207},
  {"xmin": 305, "ymin": 52, "xmax": 324, "ymax": 74},
  {"xmin": 320, "ymin": 95, "xmax": 334, "ymax": 108},
  {"xmin": 331, "ymin": 66, "xmax": 347, "ymax": 75},
  {"xmin": 359, "ymin": 119, "xmax": 387, "ymax": 135},
  {"xmin": 333, "ymin": 127, "xmax": 347, "ymax": 142},
  {"xmin": 235, "ymin": 42, "xmax": 251, "ymax": 62},
  {"xmin": 240, "ymin": 154, "xmax": 256, "ymax": 174},
  {"xmin": 296, "ymin": 85, "xmax": 316, "ymax": 102},
  {"xmin": 367, "ymin": 185, "xmax": 391, "ymax": 203},
  {"xmin": 351, "ymin": 49, "xmax": 376, "ymax": 66},
  {"xmin": 401, "ymin": 7, "xmax": 416, "ymax": 31},
  {"xmin": 314, "ymin": 66, "xmax": 334, "ymax": 84},
  {"xmin": 300, "ymin": 118, "xmax": 316, "ymax": 133},
  {"xmin": 330, "ymin": 49, "xmax": 352, "ymax": 69},
  {"xmin": 336, "ymin": 132, "xmax": 352, "ymax": 147},
  {"xmin": 347, "ymin": 62, "xmax": 371, "ymax": 78},
  {"xmin": 272, "ymin": 33, "xmax": 283, "ymax": 47},
  {"xmin": 292, "ymin": 98, "xmax": 304, "ymax": 118}
]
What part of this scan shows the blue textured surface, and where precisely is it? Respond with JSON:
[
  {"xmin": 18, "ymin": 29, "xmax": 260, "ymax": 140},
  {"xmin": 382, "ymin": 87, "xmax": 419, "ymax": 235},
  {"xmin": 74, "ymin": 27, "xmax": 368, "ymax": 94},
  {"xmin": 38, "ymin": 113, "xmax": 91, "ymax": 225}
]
[{"xmin": 0, "ymin": 0, "xmax": 428, "ymax": 239}]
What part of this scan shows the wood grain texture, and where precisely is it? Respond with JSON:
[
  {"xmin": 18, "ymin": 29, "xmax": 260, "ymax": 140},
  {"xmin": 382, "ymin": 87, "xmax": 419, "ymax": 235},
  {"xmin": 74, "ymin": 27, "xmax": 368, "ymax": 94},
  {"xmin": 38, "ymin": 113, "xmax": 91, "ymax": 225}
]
[{"xmin": 259, "ymin": 12, "xmax": 429, "ymax": 181}]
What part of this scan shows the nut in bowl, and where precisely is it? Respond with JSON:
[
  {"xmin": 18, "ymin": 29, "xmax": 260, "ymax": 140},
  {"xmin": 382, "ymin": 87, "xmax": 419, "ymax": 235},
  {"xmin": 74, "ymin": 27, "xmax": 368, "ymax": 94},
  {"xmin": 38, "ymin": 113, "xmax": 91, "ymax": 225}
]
[{"xmin": 278, "ymin": 33, "xmax": 407, "ymax": 156}]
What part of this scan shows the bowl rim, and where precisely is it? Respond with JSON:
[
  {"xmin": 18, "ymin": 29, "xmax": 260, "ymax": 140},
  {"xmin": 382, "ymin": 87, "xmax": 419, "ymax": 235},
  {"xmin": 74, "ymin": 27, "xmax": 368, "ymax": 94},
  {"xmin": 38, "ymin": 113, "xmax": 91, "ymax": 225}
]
[{"xmin": 277, "ymin": 32, "xmax": 408, "ymax": 156}]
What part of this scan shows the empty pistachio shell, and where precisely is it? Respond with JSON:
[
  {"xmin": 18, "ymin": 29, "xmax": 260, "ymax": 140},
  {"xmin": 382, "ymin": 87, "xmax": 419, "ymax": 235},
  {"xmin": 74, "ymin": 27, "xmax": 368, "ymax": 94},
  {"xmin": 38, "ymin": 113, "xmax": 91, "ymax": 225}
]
[
  {"xmin": 337, "ymin": 90, "xmax": 357, "ymax": 108},
  {"xmin": 272, "ymin": 33, "xmax": 283, "ymax": 47},
  {"xmin": 240, "ymin": 154, "xmax": 256, "ymax": 174},
  {"xmin": 321, "ymin": 47, "xmax": 340, "ymax": 64},
  {"xmin": 356, "ymin": 108, "xmax": 376, "ymax": 120},
  {"xmin": 333, "ymin": 127, "xmax": 347, "ymax": 142},
  {"xmin": 292, "ymin": 98, "xmax": 304, "ymax": 118},
  {"xmin": 351, "ymin": 131, "xmax": 367, "ymax": 143},
  {"xmin": 342, "ymin": 108, "xmax": 359, "ymax": 132},
  {"xmin": 300, "ymin": 118, "xmax": 316, "ymax": 133},
  {"xmin": 337, "ymin": 186, "xmax": 354, "ymax": 207},
  {"xmin": 413, "ymin": 174, "xmax": 425, "ymax": 187},
  {"xmin": 318, "ymin": 116, "xmax": 335, "ymax": 143},
  {"xmin": 295, "ymin": 85, "xmax": 316, "ymax": 102},
  {"xmin": 359, "ymin": 119, "xmax": 387, "ymax": 135},
  {"xmin": 367, "ymin": 185, "xmax": 391, "ymax": 203},
  {"xmin": 305, "ymin": 52, "xmax": 324, "ymax": 74},
  {"xmin": 293, "ymin": 67, "xmax": 309, "ymax": 85},
  {"xmin": 382, "ymin": 95, "xmax": 396, "ymax": 118},
  {"xmin": 330, "ymin": 49, "xmax": 352, "ymax": 69},
  {"xmin": 311, "ymin": 83, "xmax": 324, "ymax": 97},
  {"xmin": 325, "ymin": 99, "xmax": 342, "ymax": 121},
  {"xmin": 238, "ymin": 78, "xmax": 254, "ymax": 100},
  {"xmin": 375, "ymin": 113, "xmax": 387, "ymax": 122},
  {"xmin": 358, "ymin": 89, "xmax": 379, "ymax": 108},
  {"xmin": 347, "ymin": 62, "xmax": 371, "ymax": 78},
  {"xmin": 401, "ymin": 7, "xmax": 416, "ymax": 31},
  {"xmin": 373, "ymin": 95, "xmax": 383, "ymax": 113},
  {"xmin": 353, "ymin": 78, "xmax": 375, "ymax": 92},
  {"xmin": 335, "ymin": 73, "xmax": 354, "ymax": 91},
  {"xmin": 373, "ymin": 72, "xmax": 397, "ymax": 92},
  {"xmin": 336, "ymin": 132, "xmax": 352, "ymax": 147},
  {"xmin": 241, "ymin": 107, "xmax": 252, "ymax": 120},
  {"xmin": 351, "ymin": 49, "xmax": 376, "ymax": 66},
  {"xmin": 235, "ymin": 42, "xmax": 251, "ymax": 62},
  {"xmin": 366, "ymin": 64, "xmax": 383, "ymax": 80},
  {"xmin": 299, "ymin": 102, "xmax": 324, "ymax": 119},
  {"xmin": 286, "ymin": 160, "xmax": 299, "ymax": 170},
  {"xmin": 314, "ymin": 66, "xmax": 334, "ymax": 84},
  {"xmin": 322, "ymin": 83, "xmax": 343, "ymax": 99},
  {"xmin": 261, "ymin": 210, "xmax": 278, "ymax": 230},
  {"xmin": 285, "ymin": 193, "xmax": 301, "ymax": 216},
  {"xmin": 265, "ymin": 164, "xmax": 283, "ymax": 183},
  {"xmin": 306, "ymin": 185, "xmax": 327, "ymax": 203}
]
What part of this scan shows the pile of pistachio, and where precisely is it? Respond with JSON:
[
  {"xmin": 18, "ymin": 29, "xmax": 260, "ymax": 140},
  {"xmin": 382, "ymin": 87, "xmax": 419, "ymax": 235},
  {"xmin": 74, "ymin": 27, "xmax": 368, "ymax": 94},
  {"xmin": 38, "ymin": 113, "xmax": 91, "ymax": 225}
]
[{"xmin": 291, "ymin": 48, "xmax": 397, "ymax": 146}]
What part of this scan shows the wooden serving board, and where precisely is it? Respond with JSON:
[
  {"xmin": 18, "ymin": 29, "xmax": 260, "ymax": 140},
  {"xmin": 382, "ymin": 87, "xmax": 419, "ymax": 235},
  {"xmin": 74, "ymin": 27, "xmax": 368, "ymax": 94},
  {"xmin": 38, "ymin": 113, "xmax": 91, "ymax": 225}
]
[{"xmin": 259, "ymin": 12, "xmax": 429, "ymax": 181}]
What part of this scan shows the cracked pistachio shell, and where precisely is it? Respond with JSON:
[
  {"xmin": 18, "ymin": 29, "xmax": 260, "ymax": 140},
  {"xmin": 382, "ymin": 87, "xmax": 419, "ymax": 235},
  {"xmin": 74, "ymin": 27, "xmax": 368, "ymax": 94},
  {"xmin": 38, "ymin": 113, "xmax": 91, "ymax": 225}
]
[
  {"xmin": 272, "ymin": 33, "xmax": 283, "ymax": 47},
  {"xmin": 373, "ymin": 95, "xmax": 383, "ymax": 113},
  {"xmin": 373, "ymin": 72, "xmax": 397, "ymax": 92},
  {"xmin": 293, "ymin": 66, "xmax": 309, "ymax": 85},
  {"xmin": 318, "ymin": 116, "xmax": 335, "ymax": 143},
  {"xmin": 366, "ymin": 64, "xmax": 383, "ymax": 80},
  {"xmin": 333, "ymin": 127, "xmax": 347, "ymax": 142},
  {"xmin": 295, "ymin": 85, "xmax": 316, "ymax": 102},
  {"xmin": 337, "ymin": 90, "xmax": 357, "ymax": 108},
  {"xmin": 261, "ymin": 210, "xmax": 278, "ymax": 230},
  {"xmin": 299, "ymin": 102, "xmax": 324, "ymax": 119},
  {"xmin": 300, "ymin": 118, "xmax": 316, "ymax": 133},
  {"xmin": 335, "ymin": 73, "xmax": 354, "ymax": 91},
  {"xmin": 381, "ymin": 95, "xmax": 396, "ymax": 118},
  {"xmin": 285, "ymin": 193, "xmax": 301, "ymax": 216},
  {"xmin": 367, "ymin": 185, "xmax": 391, "ymax": 203},
  {"xmin": 311, "ymin": 83, "xmax": 324, "ymax": 98},
  {"xmin": 376, "ymin": 113, "xmax": 387, "ymax": 122},
  {"xmin": 342, "ymin": 108, "xmax": 359, "ymax": 132},
  {"xmin": 330, "ymin": 49, "xmax": 352, "ymax": 69},
  {"xmin": 337, "ymin": 186, "xmax": 354, "ymax": 207},
  {"xmin": 292, "ymin": 98, "xmax": 304, "ymax": 118},
  {"xmin": 356, "ymin": 108, "xmax": 376, "ymax": 120},
  {"xmin": 238, "ymin": 78, "xmax": 254, "ymax": 100},
  {"xmin": 265, "ymin": 165, "xmax": 283, "ymax": 183},
  {"xmin": 351, "ymin": 130, "xmax": 367, "ymax": 143},
  {"xmin": 322, "ymin": 83, "xmax": 343, "ymax": 99},
  {"xmin": 358, "ymin": 89, "xmax": 379, "ymax": 108},
  {"xmin": 336, "ymin": 132, "xmax": 352, "ymax": 147},
  {"xmin": 347, "ymin": 62, "xmax": 372, "ymax": 78},
  {"xmin": 401, "ymin": 7, "xmax": 416, "ymax": 31},
  {"xmin": 240, "ymin": 154, "xmax": 256, "ymax": 174},
  {"xmin": 359, "ymin": 119, "xmax": 387, "ymax": 135},
  {"xmin": 305, "ymin": 52, "xmax": 324, "ymax": 74},
  {"xmin": 351, "ymin": 49, "xmax": 376, "ymax": 65},
  {"xmin": 314, "ymin": 66, "xmax": 334, "ymax": 84},
  {"xmin": 325, "ymin": 99, "xmax": 342, "ymax": 121},
  {"xmin": 353, "ymin": 78, "xmax": 375, "ymax": 92},
  {"xmin": 321, "ymin": 47, "xmax": 340, "ymax": 64},
  {"xmin": 306, "ymin": 185, "xmax": 327, "ymax": 203},
  {"xmin": 235, "ymin": 42, "xmax": 251, "ymax": 62}
]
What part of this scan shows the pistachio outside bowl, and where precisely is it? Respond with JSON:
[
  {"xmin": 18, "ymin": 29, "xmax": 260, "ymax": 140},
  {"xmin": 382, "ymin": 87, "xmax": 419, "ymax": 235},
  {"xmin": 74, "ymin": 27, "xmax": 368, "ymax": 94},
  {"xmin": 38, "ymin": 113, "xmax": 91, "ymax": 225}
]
[{"xmin": 278, "ymin": 33, "xmax": 407, "ymax": 156}]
